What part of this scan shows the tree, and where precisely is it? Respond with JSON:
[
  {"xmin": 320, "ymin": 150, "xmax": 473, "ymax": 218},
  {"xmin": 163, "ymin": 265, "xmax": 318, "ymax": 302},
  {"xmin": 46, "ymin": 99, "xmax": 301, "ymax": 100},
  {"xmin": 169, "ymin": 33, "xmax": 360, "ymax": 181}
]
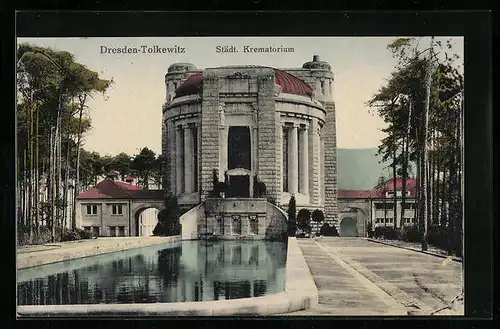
[
  {"xmin": 367, "ymin": 37, "xmax": 463, "ymax": 254},
  {"xmin": 111, "ymin": 153, "xmax": 132, "ymax": 180},
  {"xmin": 311, "ymin": 209, "xmax": 325, "ymax": 234},
  {"xmin": 297, "ymin": 208, "xmax": 312, "ymax": 234},
  {"xmin": 152, "ymin": 154, "xmax": 163, "ymax": 189},
  {"xmin": 131, "ymin": 147, "xmax": 156, "ymax": 189},
  {"xmin": 154, "ymin": 193, "xmax": 181, "ymax": 236},
  {"xmin": 287, "ymin": 195, "xmax": 297, "ymax": 237},
  {"xmin": 253, "ymin": 175, "xmax": 267, "ymax": 198},
  {"xmin": 17, "ymin": 43, "xmax": 111, "ymax": 242}
]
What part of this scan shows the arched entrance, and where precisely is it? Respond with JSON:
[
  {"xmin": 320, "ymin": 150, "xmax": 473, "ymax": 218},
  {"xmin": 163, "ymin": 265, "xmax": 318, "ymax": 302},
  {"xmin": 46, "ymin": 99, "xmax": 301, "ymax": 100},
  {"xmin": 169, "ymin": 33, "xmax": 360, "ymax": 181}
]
[
  {"xmin": 227, "ymin": 126, "xmax": 252, "ymax": 197},
  {"xmin": 340, "ymin": 217, "xmax": 358, "ymax": 237},
  {"xmin": 135, "ymin": 208, "xmax": 160, "ymax": 237}
]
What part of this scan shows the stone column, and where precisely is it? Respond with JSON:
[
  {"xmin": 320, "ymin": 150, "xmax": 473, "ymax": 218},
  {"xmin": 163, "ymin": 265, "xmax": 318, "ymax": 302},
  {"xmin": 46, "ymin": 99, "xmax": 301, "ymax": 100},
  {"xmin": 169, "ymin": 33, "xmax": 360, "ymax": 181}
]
[
  {"xmin": 176, "ymin": 125, "xmax": 183, "ymax": 195},
  {"xmin": 299, "ymin": 126, "xmax": 309, "ymax": 195},
  {"xmin": 288, "ymin": 124, "xmax": 299, "ymax": 195},
  {"xmin": 309, "ymin": 119, "xmax": 320, "ymax": 206},
  {"xmin": 184, "ymin": 124, "xmax": 194, "ymax": 194}
]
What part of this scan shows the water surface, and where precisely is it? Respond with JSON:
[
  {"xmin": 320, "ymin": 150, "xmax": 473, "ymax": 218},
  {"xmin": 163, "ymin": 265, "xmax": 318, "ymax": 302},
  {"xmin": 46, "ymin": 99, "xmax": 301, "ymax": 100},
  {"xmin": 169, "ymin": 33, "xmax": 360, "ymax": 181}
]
[{"xmin": 17, "ymin": 240, "xmax": 287, "ymax": 305}]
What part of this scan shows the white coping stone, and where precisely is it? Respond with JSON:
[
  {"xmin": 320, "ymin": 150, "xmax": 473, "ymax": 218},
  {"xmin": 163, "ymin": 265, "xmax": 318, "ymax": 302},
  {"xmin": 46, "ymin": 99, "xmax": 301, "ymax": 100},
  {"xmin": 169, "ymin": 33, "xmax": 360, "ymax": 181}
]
[
  {"xmin": 17, "ymin": 237, "xmax": 319, "ymax": 317},
  {"xmin": 17, "ymin": 236, "xmax": 181, "ymax": 270}
]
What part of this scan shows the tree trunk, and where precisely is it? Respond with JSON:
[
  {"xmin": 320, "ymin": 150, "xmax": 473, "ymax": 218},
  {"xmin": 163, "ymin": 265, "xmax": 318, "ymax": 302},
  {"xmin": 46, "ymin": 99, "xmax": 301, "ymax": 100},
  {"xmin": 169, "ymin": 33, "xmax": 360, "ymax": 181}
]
[
  {"xmin": 392, "ymin": 148, "xmax": 397, "ymax": 229},
  {"xmin": 50, "ymin": 126, "xmax": 55, "ymax": 242},
  {"xmin": 421, "ymin": 37, "xmax": 434, "ymax": 251},
  {"xmin": 57, "ymin": 113, "xmax": 63, "ymax": 234},
  {"xmin": 72, "ymin": 99, "xmax": 85, "ymax": 231},
  {"xmin": 35, "ymin": 106, "xmax": 40, "ymax": 235},
  {"xmin": 400, "ymin": 136, "xmax": 407, "ymax": 229}
]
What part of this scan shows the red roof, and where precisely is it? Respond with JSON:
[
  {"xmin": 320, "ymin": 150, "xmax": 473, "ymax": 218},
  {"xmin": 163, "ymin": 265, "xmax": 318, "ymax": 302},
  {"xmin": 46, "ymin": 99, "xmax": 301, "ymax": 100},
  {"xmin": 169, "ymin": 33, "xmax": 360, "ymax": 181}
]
[
  {"xmin": 339, "ymin": 178, "xmax": 418, "ymax": 199},
  {"xmin": 173, "ymin": 68, "xmax": 313, "ymax": 99},
  {"xmin": 77, "ymin": 179, "xmax": 141, "ymax": 199}
]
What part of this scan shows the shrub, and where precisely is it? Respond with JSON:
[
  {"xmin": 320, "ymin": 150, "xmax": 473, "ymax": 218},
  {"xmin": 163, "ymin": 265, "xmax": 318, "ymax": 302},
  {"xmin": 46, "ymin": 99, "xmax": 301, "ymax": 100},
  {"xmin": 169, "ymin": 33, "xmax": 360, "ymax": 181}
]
[
  {"xmin": 156, "ymin": 193, "xmax": 181, "ymax": 236},
  {"xmin": 319, "ymin": 223, "xmax": 339, "ymax": 237},
  {"xmin": 297, "ymin": 209, "xmax": 312, "ymax": 233},
  {"xmin": 427, "ymin": 225, "xmax": 448, "ymax": 250},
  {"xmin": 76, "ymin": 228, "xmax": 92, "ymax": 240},
  {"xmin": 287, "ymin": 195, "xmax": 297, "ymax": 237},
  {"xmin": 311, "ymin": 209, "xmax": 324, "ymax": 235},
  {"xmin": 373, "ymin": 226, "xmax": 400, "ymax": 240},
  {"xmin": 366, "ymin": 222, "xmax": 374, "ymax": 238},
  {"xmin": 401, "ymin": 225, "xmax": 420, "ymax": 243}
]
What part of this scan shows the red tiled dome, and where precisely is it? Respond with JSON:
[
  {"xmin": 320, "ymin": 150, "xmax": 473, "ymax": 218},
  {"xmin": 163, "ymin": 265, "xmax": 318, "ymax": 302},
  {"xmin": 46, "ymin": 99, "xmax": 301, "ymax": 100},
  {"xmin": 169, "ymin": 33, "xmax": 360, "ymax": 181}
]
[{"xmin": 173, "ymin": 68, "xmax": 313, "ymax": 99}]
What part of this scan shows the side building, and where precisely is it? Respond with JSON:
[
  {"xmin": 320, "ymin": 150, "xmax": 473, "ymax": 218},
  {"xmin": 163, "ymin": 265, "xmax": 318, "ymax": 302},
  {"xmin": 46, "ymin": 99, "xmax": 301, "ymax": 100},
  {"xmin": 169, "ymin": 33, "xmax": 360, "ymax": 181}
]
[
  {"xmin": 337, "ymin": 178, "xmax": 418, "ymax": 237},
  {"xmin": 75, "ymin": 172, "xmax": 164, "ymax": 237}
]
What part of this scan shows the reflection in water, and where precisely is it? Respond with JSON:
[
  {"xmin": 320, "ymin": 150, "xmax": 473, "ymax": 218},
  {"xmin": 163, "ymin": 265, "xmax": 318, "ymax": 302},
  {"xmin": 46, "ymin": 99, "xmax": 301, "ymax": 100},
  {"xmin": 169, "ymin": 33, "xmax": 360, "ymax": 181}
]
[{"xmin": 18, "ymin": 240, "xmax": 287, "ymax": 305}]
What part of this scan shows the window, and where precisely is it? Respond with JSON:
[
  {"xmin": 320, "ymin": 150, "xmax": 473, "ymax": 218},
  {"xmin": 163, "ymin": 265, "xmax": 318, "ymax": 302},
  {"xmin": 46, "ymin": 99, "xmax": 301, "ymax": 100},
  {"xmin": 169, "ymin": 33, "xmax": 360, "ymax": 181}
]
[
  {"xmin": 84, "ymin": 226, "xmax": 91, "ymax": 232},
  {"xmin": 109, "ymin": 226, "xmax": 116, "ymax": 237},
  {"xmin": 385, "ymin": 218, "xmax": 393, "ymax": 224},
  {"xmin": 92, "ymin": 226, "xmax": 100, "ymax": 236},
  {"xmin": 118, "ymin": 226, "xmax": 125, "ymax": 237},
  {"xmin": 375, "ymin": 204, "xmax": 384, "ymax": 210},
  {"xmin": 112, "ymin": 204, "xmax": 123, "ymax": 215},
  {"xmin": 86, "ymin": 205, "xmax": 97, "ymax": 215}
]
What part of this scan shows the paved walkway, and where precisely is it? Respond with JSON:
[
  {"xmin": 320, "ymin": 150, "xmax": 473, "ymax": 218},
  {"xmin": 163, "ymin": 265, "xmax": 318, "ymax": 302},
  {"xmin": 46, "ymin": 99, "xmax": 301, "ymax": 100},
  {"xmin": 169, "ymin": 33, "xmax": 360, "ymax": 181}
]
[{"xmin": 285, "ymin": 237, "xmax": 463, "ymax": 316}]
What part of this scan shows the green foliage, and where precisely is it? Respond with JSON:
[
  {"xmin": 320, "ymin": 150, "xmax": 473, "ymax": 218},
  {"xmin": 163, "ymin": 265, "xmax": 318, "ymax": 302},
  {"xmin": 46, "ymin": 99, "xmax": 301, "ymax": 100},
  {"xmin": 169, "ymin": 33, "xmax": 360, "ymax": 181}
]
[
  {"xmin": 366, "ymin": 222, "xmax": 374, "ymax": 238},
  {"xmin": 311, "ymin": 209, "xmax": 325, "ymax": 223},
  {"xmin": 373, "ymin": 226, "xmax": 400, "ymax": 240},
  {"xmin": 297, "ymin": 208, "xmax": 312, "ymax": 233},
  {"xmin": 401, "ymin": 225, "xmax": 420, "ymax": 243},
  {"xmin": 155, "ymin": 193, "xmax": 181, "ymax": 236},
  {"xmin": 319, "ymin": 223, "xmax": 339, "ymax": 237},
  {"xmin": 111, "ymin": 153, "xmax": 132, "ymax": 180},
  {"xmin": 287, "ymin": 195, "xmax": 297, "ymax": 237},
  {"xmin": 252, "ymin": 175, "xmax": 267, "ymax": 198},
  {"xmin": 131, "ymin": 147, "xmax": 157, "ymax": 188}
]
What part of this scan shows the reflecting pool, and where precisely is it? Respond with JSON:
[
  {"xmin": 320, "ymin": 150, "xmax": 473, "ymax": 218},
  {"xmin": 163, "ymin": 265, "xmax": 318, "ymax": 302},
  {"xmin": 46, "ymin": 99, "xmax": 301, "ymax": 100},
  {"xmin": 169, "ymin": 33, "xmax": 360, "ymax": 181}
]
[{"xmin": 17, "ymin": 240, "xmax": 288, "ymax": 305}]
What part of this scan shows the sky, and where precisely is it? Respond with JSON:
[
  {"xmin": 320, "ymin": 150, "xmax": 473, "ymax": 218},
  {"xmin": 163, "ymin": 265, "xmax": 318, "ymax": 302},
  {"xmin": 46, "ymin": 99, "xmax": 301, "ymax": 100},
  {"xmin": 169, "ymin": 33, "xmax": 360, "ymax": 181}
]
[{"xmin": 17, "ymin": 37, "xmax": 463, "ymax": 157}]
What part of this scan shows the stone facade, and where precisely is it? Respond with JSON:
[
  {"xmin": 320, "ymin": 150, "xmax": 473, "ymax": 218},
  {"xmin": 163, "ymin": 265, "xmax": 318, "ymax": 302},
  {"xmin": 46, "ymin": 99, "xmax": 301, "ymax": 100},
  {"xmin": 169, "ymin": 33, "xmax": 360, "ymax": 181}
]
[
  {"xmin": 163, "ymin": 56, "xmax": 338, "ymax": 238},
  {"xmin": 180, "ymin": 198, "xmax": 288, "ymax": 241}
]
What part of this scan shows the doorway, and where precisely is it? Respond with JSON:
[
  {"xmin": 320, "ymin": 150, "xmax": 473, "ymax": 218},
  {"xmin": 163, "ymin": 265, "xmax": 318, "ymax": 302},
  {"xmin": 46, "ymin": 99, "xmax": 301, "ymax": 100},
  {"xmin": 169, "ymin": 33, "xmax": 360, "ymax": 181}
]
[
  {"xmin": 229, "ymin": 175, "xmax": 250, "ymax": 197},
  {"xmin": 340, "ymin": 217, "xmax": 358, "ymax": 237}
]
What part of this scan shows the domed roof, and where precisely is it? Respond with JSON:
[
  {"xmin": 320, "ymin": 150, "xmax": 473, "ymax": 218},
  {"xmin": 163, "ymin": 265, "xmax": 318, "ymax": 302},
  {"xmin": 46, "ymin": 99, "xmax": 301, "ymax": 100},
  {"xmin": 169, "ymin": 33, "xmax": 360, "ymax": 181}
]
[
  {"xmin": 173, "ymin": 67, "xmax": 313, "ymax": 99},
  {"xmin": 302, "ymin": 55, "xmax": 331, "ymax": 71},
  {"xmin": 167, "ymin": 62, "xmax": 198, "ymax": 73}
]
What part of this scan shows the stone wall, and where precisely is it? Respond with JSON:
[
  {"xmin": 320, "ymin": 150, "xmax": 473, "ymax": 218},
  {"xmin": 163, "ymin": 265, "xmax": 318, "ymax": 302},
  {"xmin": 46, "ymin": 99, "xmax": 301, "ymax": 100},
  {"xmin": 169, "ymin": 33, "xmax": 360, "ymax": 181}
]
[
  {"xmin": 256, "ymin": 70, "xmax": 280, "ymax": 204},
  {"xmin": 200, "ymin": 71, "xmax": 221, "ymax": 201},
  {"xmin": 183, "ymin": 198, "xmax": 287, "ymax": 241},
  {"xmin": 323, "ymin": 101, "xmax": 338, "ymax": 226}
]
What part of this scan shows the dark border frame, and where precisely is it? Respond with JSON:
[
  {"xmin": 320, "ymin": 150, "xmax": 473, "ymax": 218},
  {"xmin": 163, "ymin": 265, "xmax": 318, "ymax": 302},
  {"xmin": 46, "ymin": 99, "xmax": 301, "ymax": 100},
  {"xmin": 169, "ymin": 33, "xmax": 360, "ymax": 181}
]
[{"xmin": 3, "ymin": 9, "xmax": 494, "ymax": 328}]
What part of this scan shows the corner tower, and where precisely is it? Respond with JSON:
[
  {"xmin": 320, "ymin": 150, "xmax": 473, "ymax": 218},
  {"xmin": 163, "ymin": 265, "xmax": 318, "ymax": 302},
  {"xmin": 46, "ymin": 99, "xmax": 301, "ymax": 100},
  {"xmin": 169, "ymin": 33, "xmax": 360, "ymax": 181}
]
[
  {"xmin": 162, "ymin": 63, "xmax": 201, "ymax": 193},
  {"xmin": 283, "ymin": 55, "xmax": 338, "ymax": 227}
]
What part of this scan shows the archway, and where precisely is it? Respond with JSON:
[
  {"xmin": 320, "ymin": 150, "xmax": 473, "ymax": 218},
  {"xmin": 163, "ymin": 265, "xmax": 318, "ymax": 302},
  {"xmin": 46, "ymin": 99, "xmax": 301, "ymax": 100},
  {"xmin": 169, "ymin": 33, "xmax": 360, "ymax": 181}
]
[
  {"xmin": 340, "ymin": 217, "xmax": 358, "ymax": 237},
  {"xmin": 135, "ymin": 207, "xmax": 160, "ymax": 237}
]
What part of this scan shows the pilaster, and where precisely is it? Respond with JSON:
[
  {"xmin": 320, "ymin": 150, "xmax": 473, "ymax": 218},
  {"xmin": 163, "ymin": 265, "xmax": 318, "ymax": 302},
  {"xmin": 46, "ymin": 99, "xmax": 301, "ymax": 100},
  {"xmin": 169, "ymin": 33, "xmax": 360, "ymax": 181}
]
[{"xmin": 200, "ymin": 72, "xmax": 221, "ymax": 201}]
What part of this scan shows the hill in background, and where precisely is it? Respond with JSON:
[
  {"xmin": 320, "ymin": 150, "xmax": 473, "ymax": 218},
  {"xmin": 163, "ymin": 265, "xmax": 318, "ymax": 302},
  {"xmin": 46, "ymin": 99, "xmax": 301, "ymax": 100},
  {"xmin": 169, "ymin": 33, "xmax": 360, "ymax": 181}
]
[{"xmin": 337, "ymin": 148, "xmax": 392, "ymax": 190}]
